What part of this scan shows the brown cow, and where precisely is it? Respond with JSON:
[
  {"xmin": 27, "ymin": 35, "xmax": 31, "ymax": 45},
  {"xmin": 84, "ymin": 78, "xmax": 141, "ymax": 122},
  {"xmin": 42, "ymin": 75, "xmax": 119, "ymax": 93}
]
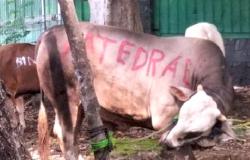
[
  {"xmin": 0, "ymin": 43, "xmax": 40, "ymax": 128},
  {"xmin": 36, "ymin": 22, "xmax": 234, "ymax": 159}
]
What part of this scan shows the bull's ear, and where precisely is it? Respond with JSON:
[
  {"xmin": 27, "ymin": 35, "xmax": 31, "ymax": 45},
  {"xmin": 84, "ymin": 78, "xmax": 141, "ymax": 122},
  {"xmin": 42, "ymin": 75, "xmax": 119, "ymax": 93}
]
[
  {"xmin": 218, "ymin": 114, "xmax": 227, "ymax": 121},
  {"xmin": 197, "ymin": 84, "xmax": 203, "ymax": 91},
  {"xmin": 170, "ymin": 86, "xmax": 192, "ymax": 101}
]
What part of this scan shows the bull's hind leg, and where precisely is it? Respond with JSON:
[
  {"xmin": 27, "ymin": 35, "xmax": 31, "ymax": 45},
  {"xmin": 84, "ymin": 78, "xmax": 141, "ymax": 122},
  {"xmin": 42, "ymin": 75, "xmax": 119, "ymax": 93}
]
[
  {"xmin": 53, "ymin": 102, "xmax": 83, "ymax": 143},
  {"xmin": 53, "ymin": 109, "xmax": 78, "ymax": 159},
  {"xmin": 52, "ymin": 94, "xmax": 81, "ymax": 160},
  {"xmin": 15, "ymin": 96, "xmax": 25, "ymax": 128}
]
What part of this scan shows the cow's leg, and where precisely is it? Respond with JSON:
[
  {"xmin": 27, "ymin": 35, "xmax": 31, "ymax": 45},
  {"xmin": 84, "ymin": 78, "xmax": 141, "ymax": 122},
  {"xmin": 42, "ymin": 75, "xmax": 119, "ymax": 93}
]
[{"xmin": 15, "ymin": 96, "xmax": 25, "ymax": 128}]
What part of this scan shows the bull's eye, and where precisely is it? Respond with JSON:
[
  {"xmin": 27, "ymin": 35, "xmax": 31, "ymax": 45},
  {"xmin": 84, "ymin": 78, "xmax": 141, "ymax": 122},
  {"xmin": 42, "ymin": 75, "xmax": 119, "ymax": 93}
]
[{"xmin": 183, "ymin": 132, "xmax": 203, "ymax": 140}]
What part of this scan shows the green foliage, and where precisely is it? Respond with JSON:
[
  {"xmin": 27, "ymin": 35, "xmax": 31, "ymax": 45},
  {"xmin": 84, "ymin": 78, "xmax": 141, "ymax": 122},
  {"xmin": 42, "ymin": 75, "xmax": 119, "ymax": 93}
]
[
  {"xmin": 0, "ymin": 0, "xmax": 33, "ymax": 43},
  {"xmin": 231, "ymin": 119, "xmax": 250, "ymax": 137},
  {"xmin": 0, "ymin": 20, "xmax": 30, "ymax": 43}
]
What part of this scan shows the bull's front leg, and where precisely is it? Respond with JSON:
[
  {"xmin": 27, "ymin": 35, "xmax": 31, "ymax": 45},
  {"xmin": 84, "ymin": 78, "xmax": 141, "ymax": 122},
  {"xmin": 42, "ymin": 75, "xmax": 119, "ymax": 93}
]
[
  {"xmin": 150, "ymin": 93, "xmax": 196, "ymax": 160},
  {"xmin": 150, "ymin": 95, "xmax": 179, "ymax": 130},
  {"xmin": 149, "ymin": 92, "xmax": 179, "ymax": 130}
]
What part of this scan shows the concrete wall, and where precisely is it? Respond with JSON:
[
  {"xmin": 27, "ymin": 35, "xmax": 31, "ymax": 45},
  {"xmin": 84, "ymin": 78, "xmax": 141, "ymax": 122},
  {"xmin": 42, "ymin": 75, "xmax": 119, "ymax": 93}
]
[{"xmin": 225, "ymin": 39, "xmax": 250, "ymax": 86}]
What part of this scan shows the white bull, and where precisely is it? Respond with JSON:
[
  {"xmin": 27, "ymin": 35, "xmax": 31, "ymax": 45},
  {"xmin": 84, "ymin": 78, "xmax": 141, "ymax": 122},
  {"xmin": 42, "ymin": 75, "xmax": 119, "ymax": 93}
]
[{"xmin": 36, "ymin": 22, "xmax": 234, "ymax": 159}]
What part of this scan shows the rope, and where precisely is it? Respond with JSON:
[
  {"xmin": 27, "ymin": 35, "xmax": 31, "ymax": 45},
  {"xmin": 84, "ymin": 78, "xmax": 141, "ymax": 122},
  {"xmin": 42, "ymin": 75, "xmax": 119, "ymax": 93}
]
[
  {"xmin": 120, "ymin": 116, "xmax": 179, "ymax": 143},
  {"xmin": 91, "ymin": 132, "xmax": 113, "ymax": 152},
  {"xmin": 88, "ymin": 126, "xmax": 113, "ymax": 152}
]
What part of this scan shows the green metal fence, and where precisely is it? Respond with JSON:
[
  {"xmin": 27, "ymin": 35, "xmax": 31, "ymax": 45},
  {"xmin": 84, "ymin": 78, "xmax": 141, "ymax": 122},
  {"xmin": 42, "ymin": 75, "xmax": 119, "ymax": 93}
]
[
  {"xmin": 75, "ymin": 0, "xmax": 250, "ymax": 38},
  {"xmin": 75, "ymin": 0, "xmax": 90, "ymax": 21},
  {"xmin": 152, "ymin": 0, "xmax": 250, "ymax": 38},
  {"xmin": 0, "ymin": 0, "xmax": 63, "ymax": 44},
  {"xmin": 0, "ymin": 0, "xmax": 90, "ymax": 44},
  {"xmin": 1, "ymin": 0, "xmax": 250, "ymax": 44}
]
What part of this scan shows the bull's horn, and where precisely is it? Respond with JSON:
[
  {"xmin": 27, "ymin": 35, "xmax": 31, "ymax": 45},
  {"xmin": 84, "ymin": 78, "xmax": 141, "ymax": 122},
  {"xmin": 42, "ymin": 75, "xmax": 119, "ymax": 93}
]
[
  {"xmin": 218, "ymin": 114, "xmax": 227, "ymax": 121},
  {"xmin": 197, "ymin": 84, "xmax": 203, "ymax": 91}
]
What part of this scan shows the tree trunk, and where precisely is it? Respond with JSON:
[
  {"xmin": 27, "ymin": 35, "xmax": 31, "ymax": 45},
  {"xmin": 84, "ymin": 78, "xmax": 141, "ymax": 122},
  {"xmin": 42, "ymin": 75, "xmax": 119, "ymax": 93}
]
[
  {"xmin": 88, "ymin": 0, "xmax": 112, "ymax": 25},
  {"xmin": 0, "ymin": 84, "xmax": 31, "ymax": 160},
  {"xmin": 89, "ymin": 0, "xmax": 143, "ymax": 32},
  {"xmin": 58, "ymin": 0, "xmax": 110, "ymax": 159}
]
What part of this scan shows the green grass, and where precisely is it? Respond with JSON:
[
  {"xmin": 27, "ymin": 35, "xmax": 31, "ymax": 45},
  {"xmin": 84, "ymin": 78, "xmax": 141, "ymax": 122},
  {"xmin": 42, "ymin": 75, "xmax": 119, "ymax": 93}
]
[
  {"xmin": 231, "ymin": 119, "xmax": 250, "ymax": 137},
  {"xmin": 109, "ymin": 119, "xmax": 250, "ymax": 157},
  {"xmin": 111, "ymin": 137, "xmax": 162, "ymax": 156}
]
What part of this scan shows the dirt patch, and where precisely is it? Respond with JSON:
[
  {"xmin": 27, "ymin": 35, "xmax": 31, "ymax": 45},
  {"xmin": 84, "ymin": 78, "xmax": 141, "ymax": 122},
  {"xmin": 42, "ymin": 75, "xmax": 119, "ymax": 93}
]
[{"xmin": 23, "ymin": 87, "xmax": 250, "ymax": 160}]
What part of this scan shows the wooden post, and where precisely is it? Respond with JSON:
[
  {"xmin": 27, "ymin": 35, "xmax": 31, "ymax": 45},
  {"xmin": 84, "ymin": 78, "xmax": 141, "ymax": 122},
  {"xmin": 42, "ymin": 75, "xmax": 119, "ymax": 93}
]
[{"xmin": 58, "ymin": 0, "xmax": 110, "ymax": 159}]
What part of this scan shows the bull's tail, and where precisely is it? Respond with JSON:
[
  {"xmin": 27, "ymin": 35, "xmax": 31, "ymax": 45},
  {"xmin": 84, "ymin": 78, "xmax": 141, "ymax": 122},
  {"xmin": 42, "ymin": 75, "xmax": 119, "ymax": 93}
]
[
  {"xmin": 38, "ymin": 91, "xmax": 49, "ymax": 160},
  {"xmin": 185, "ymin": 22, "xmax": 225, "ymax": 56}
]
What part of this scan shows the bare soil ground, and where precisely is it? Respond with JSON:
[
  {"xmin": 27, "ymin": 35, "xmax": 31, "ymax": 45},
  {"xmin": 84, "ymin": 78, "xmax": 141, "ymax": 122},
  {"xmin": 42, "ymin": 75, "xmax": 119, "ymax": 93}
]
[{"xmin": 23, "ymin": 86, "xmax": 250, "ymax": 160}]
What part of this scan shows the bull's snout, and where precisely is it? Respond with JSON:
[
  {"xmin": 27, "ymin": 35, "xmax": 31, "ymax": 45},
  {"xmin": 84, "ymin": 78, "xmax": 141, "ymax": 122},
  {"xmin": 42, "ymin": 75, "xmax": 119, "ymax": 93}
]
[
  {"xmin": 161, "ymin": 131, "xmax": 183, "ymax": 148},
  {"xmin": 164, "ymin": 139, "xmax": 178, "ymax": 149}
]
